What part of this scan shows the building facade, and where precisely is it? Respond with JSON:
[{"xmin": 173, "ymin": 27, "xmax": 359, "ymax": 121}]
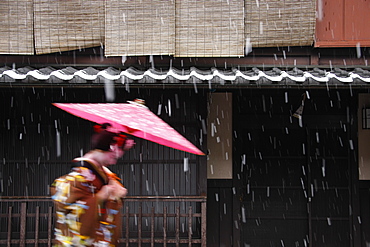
[{"xmin": 1, "ymin": 0, "xmax": 370, "ymax": 246}]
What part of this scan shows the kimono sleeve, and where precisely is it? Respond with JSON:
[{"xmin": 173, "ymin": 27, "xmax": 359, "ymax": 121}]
[{"xmin": 51, "ymin": 168, "xmax": 104, "ymax": 237}]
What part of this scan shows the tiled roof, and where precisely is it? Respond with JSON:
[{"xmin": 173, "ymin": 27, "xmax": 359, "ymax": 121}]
[{"xmin": 1, "ymin": 66, "xmax": 370, "ymax": 86}]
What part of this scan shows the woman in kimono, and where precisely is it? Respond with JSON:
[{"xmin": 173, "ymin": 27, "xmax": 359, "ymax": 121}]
[{"xmin": 51, "ymin": 123, "xmax": 135, "ymax": 246}]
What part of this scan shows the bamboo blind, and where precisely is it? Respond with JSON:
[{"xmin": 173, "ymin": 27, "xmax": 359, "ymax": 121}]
[
  {"xmin": 105, "ymin": 0, "xmax": 175, "ymax": 57},
  {"xmin": 0, "ymin": 0, "xmax": 34, "ymax": 55},
  {"xmin": 175, "ymin": 0, "xmax": 245, "ymax": 57},
  {"xmin": 1, "ymin": 0, "xmax": 317, "ymax": 56},
  {"xmin": 33, "ymin": 0, "xmax": 104, "ymax": 55},
  {"xmin": 245, "ymin": 0, "xmax": 316, "ymax": 47}
]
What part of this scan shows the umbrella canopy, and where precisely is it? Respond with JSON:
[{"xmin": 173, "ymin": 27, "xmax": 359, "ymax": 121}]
[{"xmin": 53, "ymin": 102, "xmax": 204, "ymax": 155}]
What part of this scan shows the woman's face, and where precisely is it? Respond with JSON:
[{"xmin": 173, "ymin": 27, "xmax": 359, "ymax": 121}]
[{"xmin": 103, "ymin": 144, "xmax": 124, "ymax": 165}]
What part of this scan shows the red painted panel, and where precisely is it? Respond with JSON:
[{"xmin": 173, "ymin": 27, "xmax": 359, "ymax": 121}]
[
  {"xmin": 315, "ymin": 0, "xmax": 345, "ymax": 42},
  {"xmin": 315, "ymin": 0, "xmax": 370, "ymax": 47},
  {"xmin": 344, "ymin": 0, "xmax": 370, "ymax": 41}
]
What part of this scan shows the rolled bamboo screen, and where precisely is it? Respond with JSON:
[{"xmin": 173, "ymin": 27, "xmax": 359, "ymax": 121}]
[
  {"xmin": 34, "ymin": 0, "xmax": 104, "ymax": 54},
  {"xmin": 245, "ymin": 0, "xmax": 316, "ymax": 47},
  {"xmin": 0, "ymin": 0, "xmax": 34, "ymax": 55},
  {"xmin": 105, "ymin": 0, "xmax": 175, "ymax": 57},
  {"xmin": 175, "ymin": 0, "xmax": 245, "ymax": 57},
  {"xmin": 1, "ymin": 0, "xmax": 317, "ymax": 56}
]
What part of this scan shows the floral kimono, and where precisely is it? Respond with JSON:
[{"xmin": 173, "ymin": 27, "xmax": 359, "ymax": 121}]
[{"xmin": 51, "ymin": 158, "xmax": 124, "ymax": 247}]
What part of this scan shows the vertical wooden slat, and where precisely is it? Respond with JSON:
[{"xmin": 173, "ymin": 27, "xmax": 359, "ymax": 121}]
[
  {"xmin": 163, "ymin": 207, "xmax": 167, "ymax": 247},
  {"xmin": 35, "ymin": 206, "xmax": 40, "ymax": 247},
  {"xmin": 48, "ymin": 206, "xmax": 53, "ymax": 247},
  {"xmin": 176, "ymin": 207, "xmax": 180, "ymax": 247},
  {"xmin": 20, "ymin": 202, "xmax": 27, "ymax": 247},
  {"xmin": 188, "ymin": 206, "xmax": 192, "ymax": 246},
  {"xmin": 151, "ymin": 207, "xmax": 155, "ymax": 247},
  {"xmin": 7, "ymin": 206, "xmax": 12, "ymax": 247},
  {"xmin": 125, "ymin": 206, "xmax": 129, "ymax": 247},
  {"xmin": 138, "ymin": 207, "xmax": 142, "ymax": 247},
  {"xmin": 201, "ymin": 201, "xmax": 207, "ymax": 247}
]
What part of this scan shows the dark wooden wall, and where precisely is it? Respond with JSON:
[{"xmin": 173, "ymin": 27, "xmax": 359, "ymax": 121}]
[
  {"xmin": 2, "ymin": 85, "xmax": 370, "ymax": 246},
  {"xmin": 0, "ymin": 87, "xmax": 207, "ymax": 197},
  {"xmin": 207, "ymin": 88, "xmax": 370, "ymax": 247},
  {"xmin": 232, "ymin": 88, "xmax": 361, "ymax": 247}
]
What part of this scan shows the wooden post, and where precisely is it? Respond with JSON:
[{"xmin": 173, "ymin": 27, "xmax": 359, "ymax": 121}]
[
  {"xmin": 125, "ymin": 206, "xmax": 129, "ymax": 247},
  {"xmin": 151, "ymin": 207, "xmax": 154, "ymax": 247},
  {"xmin": 138, "ymin": 207, "xmax": 142, "ymax": 247},
  {"xmin": 201, "ymin": 201, "xmax": 206, "ymax": 247},
  {"xmin": 7, "ymin": 206, "xmax": 12, "ymax": 247},
  {"xmin": 188, "ymin": 206, "xmax": 192, "ymax": 247},
  {"xmin": 35, "ymin": 206, "xmax": 40, "ymax": 247},
  {"xmin": 20, "ymin": 203, "xmax": 27, "ymax": 247},
  {"xmin": 176, "ymin": 207, "xmax": 180, "ymax": 247},
  {"xmin": 48, "ymin": 206, "xmax": 52, "ymax": 247},
  {"xmin": 163, "ymin": 207, "xmax": 167, "ymax": 247}
]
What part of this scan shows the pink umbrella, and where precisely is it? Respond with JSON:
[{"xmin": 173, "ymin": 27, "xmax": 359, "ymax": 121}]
[{"xmin": 53, "ymin": 101, "xmax": 205, "ymax": 155}]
